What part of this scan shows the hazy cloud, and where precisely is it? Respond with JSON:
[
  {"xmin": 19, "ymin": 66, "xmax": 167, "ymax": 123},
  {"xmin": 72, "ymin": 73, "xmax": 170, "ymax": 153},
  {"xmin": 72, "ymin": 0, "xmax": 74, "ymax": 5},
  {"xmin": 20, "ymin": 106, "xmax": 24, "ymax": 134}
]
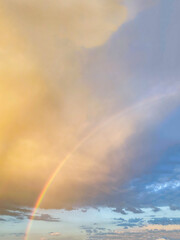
[
  {"xmin": 49, "ymin": 232, "xmax": 61, "ymax": 236},
  {"xmin": 0, "ymin": 0, "xmax": 180, "ymax": 214}
]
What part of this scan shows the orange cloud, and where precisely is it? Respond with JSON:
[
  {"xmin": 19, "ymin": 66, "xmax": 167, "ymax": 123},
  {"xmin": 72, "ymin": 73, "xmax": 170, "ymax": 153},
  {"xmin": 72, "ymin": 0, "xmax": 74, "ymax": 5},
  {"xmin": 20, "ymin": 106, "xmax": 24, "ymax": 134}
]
[{"xmin": 0, "ymin": 0, "xmax": 128, "ymax": 209}]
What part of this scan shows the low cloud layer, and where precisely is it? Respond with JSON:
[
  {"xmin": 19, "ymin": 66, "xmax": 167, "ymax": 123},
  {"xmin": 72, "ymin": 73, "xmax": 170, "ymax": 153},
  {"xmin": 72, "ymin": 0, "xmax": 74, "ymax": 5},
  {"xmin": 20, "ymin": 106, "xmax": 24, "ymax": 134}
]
[
  {"xmin": 0, "ymin": 207, "xmax": 60, "ymax": 222},
  {"xmin": 82, "ymin": 224, "xmax": 180, "ymax": 240}
]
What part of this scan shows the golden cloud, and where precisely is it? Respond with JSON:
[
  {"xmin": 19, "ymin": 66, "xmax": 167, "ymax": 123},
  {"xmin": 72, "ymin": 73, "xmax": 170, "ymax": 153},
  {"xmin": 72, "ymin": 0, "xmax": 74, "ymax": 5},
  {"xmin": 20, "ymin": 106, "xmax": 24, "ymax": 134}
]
[
  {"xmin": 3, "ymin": 0, "xmax": 127, "ymax": 48},
  {"xmin": 0, "ymin": 0, "xmax": 128, "ymax": 209}
]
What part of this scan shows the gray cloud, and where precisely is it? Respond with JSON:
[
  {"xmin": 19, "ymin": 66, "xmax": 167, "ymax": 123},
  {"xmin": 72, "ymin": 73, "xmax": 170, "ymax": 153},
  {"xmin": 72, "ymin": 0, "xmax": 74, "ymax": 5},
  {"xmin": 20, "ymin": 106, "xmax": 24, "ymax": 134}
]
[
  {"xmin": 125, "ymin": 207, "xmax": 144, "ymax": 214},
  {"xmin": 113, "ymin": 208, "xmax": 127, "ymax": 215},
  {"xmin": 0, "ymin": 205, "xmax": 60, "ymax": 222},
  {"xmin": 114, "ymin": 217, "xmax": 144, "ymax": 228},
  {"xmin": 0, "ymin": 218, "xmax": 6, "ymax": 221},
  {"xmin": 0, "ymin": 208, "xmax": 28, "ymax": 219},
  {"xmin": 148, "ymin": 218, "xmax": 180, "ymax": 225},
  {"xmin": 152, "ymin": 207, "xmax": 161, "ymax": 212},
  {"xmin": 31, "ymin": 214, "xmax": 60, "ymax": 222},
  {"xmin": 169, "ymin": 205, "xmax": 180, "ymax": 211}
]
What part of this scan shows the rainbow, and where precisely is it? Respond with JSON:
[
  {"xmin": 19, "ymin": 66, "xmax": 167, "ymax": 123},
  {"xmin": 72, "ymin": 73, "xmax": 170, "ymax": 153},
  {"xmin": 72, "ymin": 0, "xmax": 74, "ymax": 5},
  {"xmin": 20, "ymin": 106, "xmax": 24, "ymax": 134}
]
[{"xmin": 24, "ymin": 88, "xmax": 179, "ymax": 240}]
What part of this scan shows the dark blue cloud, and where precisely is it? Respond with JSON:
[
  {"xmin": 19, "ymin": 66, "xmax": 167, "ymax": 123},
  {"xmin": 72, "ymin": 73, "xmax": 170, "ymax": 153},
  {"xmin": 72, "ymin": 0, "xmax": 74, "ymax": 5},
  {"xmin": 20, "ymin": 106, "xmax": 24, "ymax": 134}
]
[
  {"xmin": 148, "ymin": 217, "xmax": 180, "ymax": 225},
  {"xmin": 170, "ymin": 205, "xmax": 180, "ymax": 211},
  {"xmin": 114, "ymin": 217, "xmax": 144, "ymax": 228},
  {"xmin": 152, "ymin": 207, "xmax": 161, "ymax": 212},
  {"xmin": 0, "ymin": 218, "xmax": 6, "ymax": 221}
]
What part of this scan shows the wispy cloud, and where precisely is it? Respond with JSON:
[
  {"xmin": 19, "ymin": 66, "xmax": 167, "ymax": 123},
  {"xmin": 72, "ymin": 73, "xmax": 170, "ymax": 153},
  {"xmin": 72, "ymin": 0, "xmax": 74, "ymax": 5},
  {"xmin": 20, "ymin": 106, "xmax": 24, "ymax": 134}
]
[
  {"xmin": 31, "ymin": 214, "xmax": 60, "ymax": 222},
  {"xmin": 49, "ymin": 232, "xmax": 61, "ymax": 236}
]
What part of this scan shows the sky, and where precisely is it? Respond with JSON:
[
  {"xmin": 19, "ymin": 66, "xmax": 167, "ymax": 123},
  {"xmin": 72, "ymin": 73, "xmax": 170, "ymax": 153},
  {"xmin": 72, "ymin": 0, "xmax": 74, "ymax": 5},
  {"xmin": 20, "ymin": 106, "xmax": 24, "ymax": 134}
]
[{"xmin": 0, "ymin": 0, "xmax": 180, "ymax": 239}]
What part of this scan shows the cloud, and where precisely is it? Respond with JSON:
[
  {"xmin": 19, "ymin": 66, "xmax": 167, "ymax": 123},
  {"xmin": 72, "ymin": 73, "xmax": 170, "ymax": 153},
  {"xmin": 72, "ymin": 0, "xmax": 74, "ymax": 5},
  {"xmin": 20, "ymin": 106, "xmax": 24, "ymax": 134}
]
[
  {"xmin": 125, "ymin": 207, "xmax": 144, "ymax": 214},
  {"xmin": 83, "ymin": 225, "xmax": 180, "ymax": 240},
  {"xmin": 141, "ymin": 224, "xmax": 180, "ymax": 231},
  {"xmin": 113, "ymin": 208, "xmax": 127, "ymax": 215},
  {"xmin": 31, "ymin": 214, "xmax": 60, "ymax": 222},
  {"xmin": 114, "ymin": 207, "xmax": 144, "ymax": 215},
  {"xmin": 152, "ymin": 207, "xmax": 161, "ymax": 212},
  {"xmin": 0, "ymin": 218, "xmax": 6, "ymax": 221},
  {"xmin": 124, "ymin": 0, "xmax": 160, "ymax": 19},
  {"xmin": 0, "ymin": 207, "xmax": 30, "ymax": 219},
  {"xmin": 114, "ymin": 218, "xmax": 144, "ymax": 229},
  {"xmin": 0, "ymin": 206, "xmax": 60, "ymax": 222},
  {"xmin": 156, "ymin": 239, "xmax": 167, "ymax": 240},
  {"xmin": 2, "ymin": 0, "xmax": 127, "ymax": 49},
  {"xmin": 81, "ymin": 225, "xmax": 109, "ymax": 237},
  {"xmin": 114, "ymin": 217, "xmax": 144, "ymax": 229},
  {"xmin": 169, "ymin": 205, "xmax": 180, "ymax": 211},
  {"xmin": 0, "ymin": 0, "xmax": 127, "ymax": 211},
  {"xmin": 146, "ymin": 181, "xmax": 180, "ymax": 192},
  {"xmin": 50, "ymin": 232, "xmax": 61, "ymax": 236},
  {"xmin": 0, "ymin": 0, "xmax": 180, "ymax": 214},
  {"xmin": 81, "ymin": 209, "xmax": 88, "ymax": 213},
  {"xmin": 148, "ymin": 218, "xmax": 180, "ymax": 226},
  {"xmin": 80, "ymin": 0, "xmax": 180, "ymax": 210}
]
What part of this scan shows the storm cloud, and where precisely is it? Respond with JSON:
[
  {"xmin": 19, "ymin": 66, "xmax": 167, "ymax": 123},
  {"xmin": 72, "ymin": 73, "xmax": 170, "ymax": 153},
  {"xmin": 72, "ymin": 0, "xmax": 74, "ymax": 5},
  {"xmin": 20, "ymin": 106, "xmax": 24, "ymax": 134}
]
[{"xmin": 0, "ymin": 0, "xmax": 180, "ymax": 215}]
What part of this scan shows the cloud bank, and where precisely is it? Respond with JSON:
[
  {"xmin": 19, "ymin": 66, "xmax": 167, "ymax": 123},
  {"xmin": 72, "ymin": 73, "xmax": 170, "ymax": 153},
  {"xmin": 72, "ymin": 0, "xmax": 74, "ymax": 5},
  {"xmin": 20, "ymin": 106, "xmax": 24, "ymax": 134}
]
[{"xmin": 0, "ymin": 0, "xmax": 180, "ymax": 213}]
